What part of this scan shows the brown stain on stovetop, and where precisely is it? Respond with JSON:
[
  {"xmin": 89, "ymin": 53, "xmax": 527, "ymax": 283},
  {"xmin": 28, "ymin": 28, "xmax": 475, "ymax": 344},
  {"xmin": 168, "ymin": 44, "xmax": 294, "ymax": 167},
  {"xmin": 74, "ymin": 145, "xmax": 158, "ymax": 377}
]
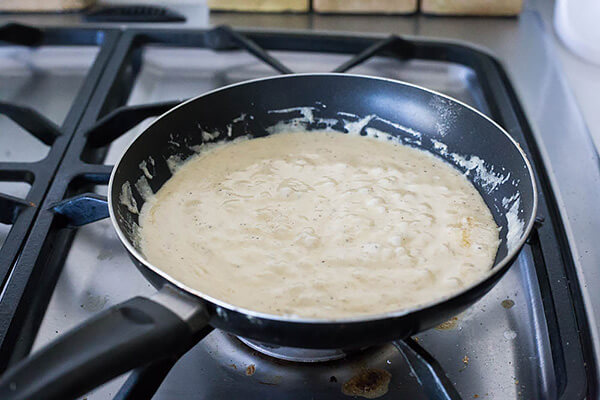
[
  {"xmin": 342, "ymin": 368, "xmax": 391, "ymax": 399},
  {"xmin": 501, "ymin": 299, "xmax": 515, "ymax": 309},
  {"xmin": 245, "ymin": 364, "xmax": 256, "ymax": 376},
  {"xmin": 258, "ymin": 375, "xmax": 283, "ymax": 386},
  {"xmin": 436, "ymin": 316, "xmax": 459, "ymax": 331}
]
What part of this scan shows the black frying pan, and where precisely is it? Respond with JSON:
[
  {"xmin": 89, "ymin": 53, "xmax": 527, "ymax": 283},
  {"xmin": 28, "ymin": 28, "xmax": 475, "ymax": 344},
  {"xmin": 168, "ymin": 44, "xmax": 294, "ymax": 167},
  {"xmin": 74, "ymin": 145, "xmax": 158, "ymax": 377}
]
[{"xmin": 0, "ymin": 74, "xmax": 537, "ymax": 400}]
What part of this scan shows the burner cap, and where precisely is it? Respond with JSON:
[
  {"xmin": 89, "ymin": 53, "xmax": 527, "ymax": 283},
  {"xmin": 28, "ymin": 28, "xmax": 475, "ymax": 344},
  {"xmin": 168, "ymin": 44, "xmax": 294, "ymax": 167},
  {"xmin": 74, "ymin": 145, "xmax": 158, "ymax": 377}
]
[{"xmin": 237, "ymin": 337, "xmax": 350, "ymax": 363}]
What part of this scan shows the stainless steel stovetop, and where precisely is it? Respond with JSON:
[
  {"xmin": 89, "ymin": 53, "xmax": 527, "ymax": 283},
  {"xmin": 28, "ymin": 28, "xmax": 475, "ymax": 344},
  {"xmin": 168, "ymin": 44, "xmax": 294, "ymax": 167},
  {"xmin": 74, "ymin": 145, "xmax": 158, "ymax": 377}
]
[
  {"xmin": 29, "ymin": 47, "xmax": 554, "ymax": 399},
  {"xmin": 0, "ymin": 2, "xmax": 598, "ymax": 399}
]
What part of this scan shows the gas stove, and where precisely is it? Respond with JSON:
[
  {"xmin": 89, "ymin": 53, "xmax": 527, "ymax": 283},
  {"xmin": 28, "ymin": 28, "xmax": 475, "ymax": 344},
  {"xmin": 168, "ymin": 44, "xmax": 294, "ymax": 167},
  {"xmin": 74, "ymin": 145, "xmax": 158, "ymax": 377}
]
[{"xmin": 0, "ymin": 11, "xmax": 597, "ymax": 400}]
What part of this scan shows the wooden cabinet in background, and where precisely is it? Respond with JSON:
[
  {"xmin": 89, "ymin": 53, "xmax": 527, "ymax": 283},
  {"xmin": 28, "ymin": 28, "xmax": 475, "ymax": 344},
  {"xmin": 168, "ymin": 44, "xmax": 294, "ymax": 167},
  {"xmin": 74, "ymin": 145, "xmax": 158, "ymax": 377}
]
[
  {"xmin": 313, "ymin": 0, "xmax": 417, "ymax": 14},
  {"xmin": 421, "ymin": 0, "xmax": 522, "ymax": 16},
  {"xmin": 0, "ymin": 0, "xmax": 94, "ymax": 11},
  {"xmin": 207, "ymin": 0, "xmax": 309, "ymax": 13},
  {"xmin": 206, "ymin": 0, "xmax": 522, "ymax": 16}
]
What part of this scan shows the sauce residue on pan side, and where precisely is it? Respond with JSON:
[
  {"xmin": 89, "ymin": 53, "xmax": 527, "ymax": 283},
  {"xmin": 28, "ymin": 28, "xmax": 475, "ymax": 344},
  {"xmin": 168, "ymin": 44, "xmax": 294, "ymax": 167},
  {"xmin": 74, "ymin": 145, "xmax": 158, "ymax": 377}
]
[{"xmin": 139, "ymin": 131, "xmax": 499, "ymax": 319}]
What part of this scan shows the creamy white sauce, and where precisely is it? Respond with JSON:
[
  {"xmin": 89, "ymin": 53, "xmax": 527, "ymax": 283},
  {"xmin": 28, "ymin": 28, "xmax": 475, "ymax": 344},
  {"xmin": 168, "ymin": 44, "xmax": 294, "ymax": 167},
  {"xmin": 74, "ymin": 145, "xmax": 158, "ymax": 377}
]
[
  {"xmin": 135, "ymin": 176, "xmax": 153, "ymax": 201},
  {"xmin": 139, "ymin": 131, "xmax": 499, "ymax": 318},
  {"xmin": 430, "ymin": 138, "xmax": 524, "ymax": 251},
  {"xmin": 139, "ymin": 160, "xmax": 153, "ymax": 179},
  {"xmin": 119, "ymin": 181, "xmax": 138, "ymax": 214}
]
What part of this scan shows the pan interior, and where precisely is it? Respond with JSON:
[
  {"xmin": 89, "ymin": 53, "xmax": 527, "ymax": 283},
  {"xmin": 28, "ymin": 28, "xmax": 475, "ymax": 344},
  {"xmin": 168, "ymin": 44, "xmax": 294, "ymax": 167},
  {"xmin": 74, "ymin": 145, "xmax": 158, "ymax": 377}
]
[{"xmin": 109, "ymin": 75, "xmax": 535, "ymax": 316}]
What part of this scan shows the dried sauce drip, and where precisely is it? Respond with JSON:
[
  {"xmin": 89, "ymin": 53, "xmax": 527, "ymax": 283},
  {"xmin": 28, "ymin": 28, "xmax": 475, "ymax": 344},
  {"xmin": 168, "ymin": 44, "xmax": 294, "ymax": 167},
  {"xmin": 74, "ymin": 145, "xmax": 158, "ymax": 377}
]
[
  {"xmin": 342, "ymin": 368, "xmax": 391, "ymax": 399},
  {"xmin": 245, "ymin": 364, "xmax": 256, "ymax": 376},
  {"xmin": 501, "ymin": 299, "xmax": 515, "ymax": 309},
  {"xmin": 436, "ymin": 316, "xmax": 459, "ymax": 330}
]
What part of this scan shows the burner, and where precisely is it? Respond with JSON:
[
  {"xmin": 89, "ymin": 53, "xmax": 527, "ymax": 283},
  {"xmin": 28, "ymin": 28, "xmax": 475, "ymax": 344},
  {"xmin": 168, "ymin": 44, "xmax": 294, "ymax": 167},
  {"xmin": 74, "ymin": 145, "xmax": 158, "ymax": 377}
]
[{"xmin": 237, "ymin": 337, "xmax": 354, "ymax": 362}]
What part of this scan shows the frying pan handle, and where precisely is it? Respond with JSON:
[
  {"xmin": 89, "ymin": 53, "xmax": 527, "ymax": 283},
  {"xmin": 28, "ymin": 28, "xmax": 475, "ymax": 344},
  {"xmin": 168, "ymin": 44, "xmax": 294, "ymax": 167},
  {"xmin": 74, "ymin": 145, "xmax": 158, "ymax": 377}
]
[{"xmin": 0, "ymin": 285, "xmax": 211, "ymax": 400}]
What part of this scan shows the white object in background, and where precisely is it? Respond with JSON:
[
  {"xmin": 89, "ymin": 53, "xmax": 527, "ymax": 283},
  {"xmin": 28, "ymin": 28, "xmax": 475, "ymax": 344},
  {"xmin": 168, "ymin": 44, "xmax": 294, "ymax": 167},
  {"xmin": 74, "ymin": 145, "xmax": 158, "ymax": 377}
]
[{"xmin": 555, "ymin": 0, "xmax": 600, "ymax": 65}]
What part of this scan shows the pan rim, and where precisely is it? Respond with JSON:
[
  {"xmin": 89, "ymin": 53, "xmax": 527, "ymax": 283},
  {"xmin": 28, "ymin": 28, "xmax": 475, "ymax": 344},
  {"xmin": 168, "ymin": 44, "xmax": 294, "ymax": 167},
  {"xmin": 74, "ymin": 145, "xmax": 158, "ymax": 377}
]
[{"xmin": 108, "ymin": 72, "xmax": 538, "ymax": 325}]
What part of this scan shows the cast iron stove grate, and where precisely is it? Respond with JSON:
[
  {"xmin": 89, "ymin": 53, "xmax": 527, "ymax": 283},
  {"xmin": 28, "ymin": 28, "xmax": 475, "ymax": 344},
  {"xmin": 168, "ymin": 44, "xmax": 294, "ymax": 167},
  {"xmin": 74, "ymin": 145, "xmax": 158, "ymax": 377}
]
[
  {"xmin": 0, "ymin": 25, "xmax": 594, "ymax": 399},
  {"xmin": 0, "ymin": 23, "xmax": 120, "ymax": 370}
]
